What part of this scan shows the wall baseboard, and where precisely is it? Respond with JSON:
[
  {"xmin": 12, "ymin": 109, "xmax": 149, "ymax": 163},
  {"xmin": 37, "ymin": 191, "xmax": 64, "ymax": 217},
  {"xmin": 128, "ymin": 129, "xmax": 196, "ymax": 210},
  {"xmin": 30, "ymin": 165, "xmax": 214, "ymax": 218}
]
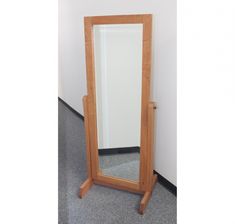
[
  {"xmin": 59, "ymin": 97, "xmax": 177, "ymax": 196},
  {"xmin": 154, "ymin": 171, "xmax": 177, "ymax": 196},
  {"xmin": 99, "ymin": 146, "xmax": 140, "ymax": 155}
]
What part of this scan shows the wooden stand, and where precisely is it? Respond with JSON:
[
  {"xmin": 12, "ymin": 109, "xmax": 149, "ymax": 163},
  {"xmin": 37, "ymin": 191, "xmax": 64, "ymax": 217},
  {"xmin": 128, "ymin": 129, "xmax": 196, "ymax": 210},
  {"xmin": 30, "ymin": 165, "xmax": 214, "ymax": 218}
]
[
  {"xmin": 79, "ymin": 96, "xmax": 157, "ymax": 214},
  {"xmin": 79, "ymin": 14, "xmax": 156, "ymax": 214}
]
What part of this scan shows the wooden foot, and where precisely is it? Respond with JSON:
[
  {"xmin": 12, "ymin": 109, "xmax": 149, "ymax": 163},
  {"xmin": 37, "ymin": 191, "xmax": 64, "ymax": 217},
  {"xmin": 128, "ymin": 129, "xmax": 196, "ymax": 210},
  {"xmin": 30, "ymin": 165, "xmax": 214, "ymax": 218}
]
[
  {"xmin": 139, "ymin": 191, "xmax": 151, "ymax": 214},
  {"xmin": 139, "ymin": 173, "xmax": 158, "ymax": 214},
  {"xmin": 78, "ymin": 178, "xmax": 93, "ymax": 198}
]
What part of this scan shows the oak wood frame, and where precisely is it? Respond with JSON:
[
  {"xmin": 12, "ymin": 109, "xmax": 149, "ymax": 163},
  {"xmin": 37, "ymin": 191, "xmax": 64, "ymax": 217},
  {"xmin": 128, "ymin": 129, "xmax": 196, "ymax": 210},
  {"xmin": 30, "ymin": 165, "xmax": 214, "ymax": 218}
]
[{"xmin": 79, "ymin": 14, "xmax": 157, "ymax": 214}]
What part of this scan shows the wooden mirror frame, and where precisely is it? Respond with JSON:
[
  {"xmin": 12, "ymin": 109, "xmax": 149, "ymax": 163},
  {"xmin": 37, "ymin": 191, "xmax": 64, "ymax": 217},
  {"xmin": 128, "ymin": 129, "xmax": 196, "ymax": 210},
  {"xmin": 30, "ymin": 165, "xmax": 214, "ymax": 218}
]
[{"xmin": 79, "ymin": 14, "xmax": 157, "ymax": 214}]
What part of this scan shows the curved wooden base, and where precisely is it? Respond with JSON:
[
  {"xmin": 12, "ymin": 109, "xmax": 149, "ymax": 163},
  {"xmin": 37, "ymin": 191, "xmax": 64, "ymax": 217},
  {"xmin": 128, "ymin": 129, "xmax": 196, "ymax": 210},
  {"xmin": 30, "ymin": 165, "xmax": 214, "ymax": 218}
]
[{"xmin": 78, "ymin": 178, "xmax": 93, "ymax": 198}]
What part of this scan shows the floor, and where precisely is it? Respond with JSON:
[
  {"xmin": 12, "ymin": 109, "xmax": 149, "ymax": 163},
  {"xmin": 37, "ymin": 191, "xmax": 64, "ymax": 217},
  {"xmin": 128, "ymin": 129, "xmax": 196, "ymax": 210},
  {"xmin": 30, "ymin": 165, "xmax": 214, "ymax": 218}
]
[
  {"xmin": 59, "ymin": 100, "xmax": 176, "ymax": 224},
  {"xmin": 99, "ymin": 152, "xmax": 140, "ymax": 181}
]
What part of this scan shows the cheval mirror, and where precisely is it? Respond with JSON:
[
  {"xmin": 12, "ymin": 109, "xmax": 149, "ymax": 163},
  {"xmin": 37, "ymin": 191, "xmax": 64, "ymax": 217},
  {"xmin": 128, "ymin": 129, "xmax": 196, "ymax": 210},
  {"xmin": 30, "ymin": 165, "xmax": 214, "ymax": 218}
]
[{"xmin": 79, "ymin": 14, "xmax": 157, "ymax": 214}]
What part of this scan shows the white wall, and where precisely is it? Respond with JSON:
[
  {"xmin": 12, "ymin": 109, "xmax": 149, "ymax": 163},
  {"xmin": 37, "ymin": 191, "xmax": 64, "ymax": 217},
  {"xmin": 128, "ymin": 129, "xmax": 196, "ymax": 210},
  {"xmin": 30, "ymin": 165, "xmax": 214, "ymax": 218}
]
[{"xmin": 59, "ymin": 0, "xmax": 177, "ymax": 185}]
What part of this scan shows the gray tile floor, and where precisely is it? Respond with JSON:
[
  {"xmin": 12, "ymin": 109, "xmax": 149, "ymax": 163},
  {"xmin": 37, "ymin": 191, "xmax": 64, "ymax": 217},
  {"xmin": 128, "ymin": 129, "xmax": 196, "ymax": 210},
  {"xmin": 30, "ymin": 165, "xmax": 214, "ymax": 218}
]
[{"xmin": 59, "ymin": 100, "xmax": 177, "ymax": 224}]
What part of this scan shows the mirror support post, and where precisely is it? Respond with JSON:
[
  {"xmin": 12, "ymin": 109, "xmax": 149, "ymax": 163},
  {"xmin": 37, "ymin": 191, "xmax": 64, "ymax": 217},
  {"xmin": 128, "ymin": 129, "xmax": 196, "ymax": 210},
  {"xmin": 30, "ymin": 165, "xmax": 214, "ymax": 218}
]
[
  {"xmin": 139, "ymin": 101, "xmax": 158, "ymax": 214},
  {"xmin": 78, "ymin": 96, "xmax": 93, "ymax": 198}
]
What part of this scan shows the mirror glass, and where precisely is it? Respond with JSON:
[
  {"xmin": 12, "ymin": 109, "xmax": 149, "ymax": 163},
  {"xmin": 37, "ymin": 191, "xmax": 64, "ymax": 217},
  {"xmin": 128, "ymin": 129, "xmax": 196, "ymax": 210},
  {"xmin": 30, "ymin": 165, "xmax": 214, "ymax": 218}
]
[{"xmin": 93, "ymin": 24, "xmax": 143, "ymax": 181}]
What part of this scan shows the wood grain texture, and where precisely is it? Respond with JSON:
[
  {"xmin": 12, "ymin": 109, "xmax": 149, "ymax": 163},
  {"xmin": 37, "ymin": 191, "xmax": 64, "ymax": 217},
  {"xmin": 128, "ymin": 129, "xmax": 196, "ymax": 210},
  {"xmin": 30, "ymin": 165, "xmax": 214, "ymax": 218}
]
[
  {"xmin": 85, "ymin": 14, "xmax": 150, "ymax": 25},
  {"xmin": 146, "ymin": 102, "xmax": 155, "ymax": 191},
  {"xmin": 84, "ymin": 17, "xmax": 99, "ymax": 178},
  {"xmin": 82, "ymin": 96, "xmax": 92, "ymax": 178},
  {"xmin": 93, "ymin": 179, "xmax": 144, "ymax": 195},
  {"xmin": 81, "ymin": 14, "xmax": 156, "ymax": 214},
  {"xmin": 95, "ymin": 173, "xmax": 140, "ymax": 192},
  {"xmin": 139, "ymin": 15, "xmax": 152, "ymax": 191},
  {"xmin": 139, "ymin": 102, "xmax": 157, "ymax": 214},
  {"xmin": 79, "ymin": 178, "xmax": 93, "ymax": 198},
  {"xmin": 139, "ymin": 191, "xmax": 151, "ymax": 215}
]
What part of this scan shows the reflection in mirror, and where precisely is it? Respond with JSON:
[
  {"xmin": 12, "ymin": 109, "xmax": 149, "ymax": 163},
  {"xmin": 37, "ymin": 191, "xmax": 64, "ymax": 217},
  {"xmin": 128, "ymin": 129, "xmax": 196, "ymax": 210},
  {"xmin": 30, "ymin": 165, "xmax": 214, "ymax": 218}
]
[{"xmin": 94, "ymin": 24, "xmax": 143, "ymax": 181}]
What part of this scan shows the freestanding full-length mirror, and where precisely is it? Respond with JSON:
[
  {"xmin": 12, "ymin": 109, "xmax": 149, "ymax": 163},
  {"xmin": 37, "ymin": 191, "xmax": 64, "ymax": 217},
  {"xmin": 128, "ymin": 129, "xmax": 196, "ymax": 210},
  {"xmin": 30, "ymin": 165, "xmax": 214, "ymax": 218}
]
[{"xmin": 79, "ymin": 14, "xmax": 157, "ymax": 214}]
